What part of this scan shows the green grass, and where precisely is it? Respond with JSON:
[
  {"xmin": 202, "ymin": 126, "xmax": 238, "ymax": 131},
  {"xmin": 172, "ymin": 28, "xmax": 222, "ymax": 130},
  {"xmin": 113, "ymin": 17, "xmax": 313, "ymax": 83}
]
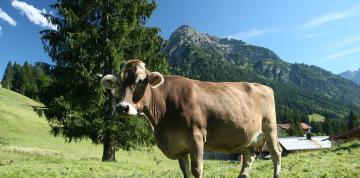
[
  {"xmin": 309, "ymin": 113, "xmax": 325, "ymax": 122},
  {"xmin": 0, "ymin": 142, "xmax": 359, "ymax": 178},
  {"xmin": 0, "ymin": 88, "xmax": 101, "ymax": 157},
  {"xmin": 0, "ymin": 88, "xmax": 359, "ymax": 177}
]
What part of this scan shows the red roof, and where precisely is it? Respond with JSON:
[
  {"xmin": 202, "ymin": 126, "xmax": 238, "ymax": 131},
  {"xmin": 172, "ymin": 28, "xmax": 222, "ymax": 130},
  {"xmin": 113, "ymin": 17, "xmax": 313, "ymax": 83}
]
[
  {"xmin": 278, "ymin": 124, "xmax": 291, "ymax": 130},
  {"xmin": 278, "ymin": 123, "xmax": 312, "ymax": 130},
  {"xmin": 300, "ymin": 123, "xmax": 312, "ymax": 129}
]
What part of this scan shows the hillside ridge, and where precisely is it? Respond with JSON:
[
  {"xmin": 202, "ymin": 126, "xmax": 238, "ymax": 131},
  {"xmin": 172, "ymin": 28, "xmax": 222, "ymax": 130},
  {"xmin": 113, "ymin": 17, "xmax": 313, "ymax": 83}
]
[
  {"xmin": 0, "ymin": 87, "xmax": 100, "ymax": 157},
  {"xmin": 164, "ymin": 25, "xmax": 360, "ymax": 120}
]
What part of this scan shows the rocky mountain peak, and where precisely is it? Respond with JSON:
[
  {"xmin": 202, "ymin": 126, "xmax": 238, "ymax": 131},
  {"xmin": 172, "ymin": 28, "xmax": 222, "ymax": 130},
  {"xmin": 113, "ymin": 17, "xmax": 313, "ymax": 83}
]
[
  {"xmin": 173, "ymin": 25, "xmax": 198, "ymax": 35},
  {"xmin": 169, "ymin": 24, "xmax": 226, "ymax": 50},
  {"xmin": 339, "ymin": 68, "xmax": 360, "ymax": 85},
  {"xmin": 165, "ymin": 24, "xmax": 281, "ymax": 64}
]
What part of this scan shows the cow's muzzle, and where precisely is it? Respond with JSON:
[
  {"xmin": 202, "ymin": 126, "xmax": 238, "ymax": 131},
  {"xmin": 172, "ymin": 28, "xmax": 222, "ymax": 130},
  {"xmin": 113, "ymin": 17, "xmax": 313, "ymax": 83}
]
[{"xmin": 115, "ymin": 102, "xmax": 138, "ymax": 116}]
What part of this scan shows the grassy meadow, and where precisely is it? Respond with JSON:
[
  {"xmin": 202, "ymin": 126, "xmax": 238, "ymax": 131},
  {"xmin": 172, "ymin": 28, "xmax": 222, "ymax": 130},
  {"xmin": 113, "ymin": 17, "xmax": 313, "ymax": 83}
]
[
  {"xmin": 0, "ymin": 87, "xmax": 359, "ymax": 178},
  {"xmin": 309, "ymin": 114, "xmax": 326, "ymax": 122}
]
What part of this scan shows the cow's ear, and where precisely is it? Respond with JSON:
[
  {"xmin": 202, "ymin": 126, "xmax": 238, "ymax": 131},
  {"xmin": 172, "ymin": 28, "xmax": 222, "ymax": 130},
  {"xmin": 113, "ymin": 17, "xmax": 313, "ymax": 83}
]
[
  {"xmin": 148, "ymin": 72, "xmax": 164, "ymax": 88},
  {"xmin": 100, "ymin": 74, "xmax": 119, "ymax": 90}
]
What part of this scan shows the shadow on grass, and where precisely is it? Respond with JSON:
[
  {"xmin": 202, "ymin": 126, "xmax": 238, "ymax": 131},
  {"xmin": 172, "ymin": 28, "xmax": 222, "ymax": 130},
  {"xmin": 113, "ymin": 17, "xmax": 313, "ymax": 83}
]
[
  {"xmin": 333, "ymin": 142, "xmax": 360, "ymax": 152},
  {"xmin": 21, "ymin": 104, "xmax": 47, "ymax": 117}
]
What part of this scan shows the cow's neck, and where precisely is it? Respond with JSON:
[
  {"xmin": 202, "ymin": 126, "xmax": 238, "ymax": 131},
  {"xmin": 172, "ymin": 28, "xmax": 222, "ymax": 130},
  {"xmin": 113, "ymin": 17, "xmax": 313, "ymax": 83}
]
[{"xmin": 143, "ymin": 85, "xmax": 166, "ymax": 128}]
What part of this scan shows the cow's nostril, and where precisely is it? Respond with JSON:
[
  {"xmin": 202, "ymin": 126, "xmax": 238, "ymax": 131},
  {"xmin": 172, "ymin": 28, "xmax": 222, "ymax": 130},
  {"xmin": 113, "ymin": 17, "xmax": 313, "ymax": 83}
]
[{"xmin": 123, "ymin": 105, "xmax": 129, "ymax": 113}]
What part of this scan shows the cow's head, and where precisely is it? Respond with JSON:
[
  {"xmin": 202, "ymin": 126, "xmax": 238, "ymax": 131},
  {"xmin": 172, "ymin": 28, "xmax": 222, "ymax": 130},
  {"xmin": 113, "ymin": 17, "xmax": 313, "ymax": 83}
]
[{"xmin": 100, "ymin": 59, "xmax": 164, "ymax": 116}]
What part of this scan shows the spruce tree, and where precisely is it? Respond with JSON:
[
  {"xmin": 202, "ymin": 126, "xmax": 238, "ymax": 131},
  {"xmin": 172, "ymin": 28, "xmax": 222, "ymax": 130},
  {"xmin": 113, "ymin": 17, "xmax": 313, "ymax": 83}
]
[
  {"xmin": 41, "ymin": 0, "xmax": 167, "ymax": 161},
  {"xmin": 289, "ymin": 111, "xmax": 303, "ymax": 136},
  {"xmin": 33, "ymin": 65, "xmax": 52, "ymax": 100},
  {"xmin": 323, "ymin": 114, "xmax": 333, "ymax": 135},
  {"xmin": 20, "ymin": 62, "xmax": 39, "ymax": 98},
  {"xmin": 347, "ymin": 111, "xmax": 359, "ymax": 130},
  {"xmin": 12, "ymin": 63, "xmax": 22, "ymax": 92},
  {"xmin": 1, "ymin": 62, "xmax": 14, "ymax": 89}
]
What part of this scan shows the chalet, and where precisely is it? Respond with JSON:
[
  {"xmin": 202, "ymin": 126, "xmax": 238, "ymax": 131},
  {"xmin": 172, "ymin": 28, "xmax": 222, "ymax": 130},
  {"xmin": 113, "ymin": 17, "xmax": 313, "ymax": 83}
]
[{"xmin": 278, "ymin": 123, "xmax": 312, "ymax": 134}]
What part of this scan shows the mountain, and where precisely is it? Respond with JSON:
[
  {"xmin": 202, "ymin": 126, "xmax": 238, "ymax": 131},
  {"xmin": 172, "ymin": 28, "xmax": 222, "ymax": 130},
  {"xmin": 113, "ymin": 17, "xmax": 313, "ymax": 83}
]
[
  {"xmin": 339, "ymin": 69, "xmax": 360, "ymax": 85},
  {"xmin": 164, "ymin": 25, "xmax": 360, "ymax": 121}
]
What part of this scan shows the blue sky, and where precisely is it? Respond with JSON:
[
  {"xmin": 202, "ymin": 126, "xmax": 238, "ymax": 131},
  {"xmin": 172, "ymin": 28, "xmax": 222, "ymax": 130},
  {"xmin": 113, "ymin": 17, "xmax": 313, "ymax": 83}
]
[{"xmin": 1, "ymin": 0, "xmax": 360, "ymax": 79}]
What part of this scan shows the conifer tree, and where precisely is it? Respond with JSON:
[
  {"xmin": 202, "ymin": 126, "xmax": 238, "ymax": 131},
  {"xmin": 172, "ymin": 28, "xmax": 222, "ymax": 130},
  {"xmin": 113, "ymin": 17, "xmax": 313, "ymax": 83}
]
[
  {"xmin": 323, "ymin": 114, "xmax": 334, "ymax": 135},
  {"xmin": 33, "ymin": 65, "xmax": 52, "ymax": 100},
  {"xmin": 289, "ymin": 111, "xmax": 303, "ymax": 136},
  {"xmin": 20, "ymin": 62, "xmax": 39, "ymax": 98},
  {"xmin": 1, "ymin": 62, "xmax": 14, "ymax": 89},
  {"xmin": 41, "ymin": 0, "xmax": 168, "ymax": 161},
  {"xmin": 347, "ymin": 111, "xmax": 359, "ymax": 130},
  {"xmin": 12, "ymin": 63, "xmax": 22, "ymax": 92}
]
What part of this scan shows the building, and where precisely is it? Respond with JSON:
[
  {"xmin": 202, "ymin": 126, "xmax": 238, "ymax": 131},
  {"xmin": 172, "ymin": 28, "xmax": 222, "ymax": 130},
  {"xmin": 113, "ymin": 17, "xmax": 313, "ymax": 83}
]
[
  {"xmin": 278, "ymin": 136, "xmax": 331, "ymax": 153},
  {"xmin": 278, "ymin": 123, "xmax": 312, "ymax": 134}
]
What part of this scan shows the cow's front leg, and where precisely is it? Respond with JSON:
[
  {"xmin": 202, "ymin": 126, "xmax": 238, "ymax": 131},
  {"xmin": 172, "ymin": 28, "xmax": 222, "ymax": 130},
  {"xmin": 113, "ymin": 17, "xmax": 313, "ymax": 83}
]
[
  {"xmin": 189, "ymin": 130, "xmax": 204, "ymax": 178},
  {"xmin": 239, "ymin": 147, "xmax": 256, "ymax": 178},
  {"xmin": 178, "ymin": 154, "xmax": 190, "ymax": 178}
]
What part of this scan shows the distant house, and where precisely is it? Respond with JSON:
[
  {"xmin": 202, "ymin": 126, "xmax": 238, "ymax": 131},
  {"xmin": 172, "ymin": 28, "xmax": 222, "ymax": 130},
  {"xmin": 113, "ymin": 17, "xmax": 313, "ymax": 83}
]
[
  {"xmin": 278, "ymin": 136, "xmax": 331, "ymax": 153},
  {"xmin": 278, "ymin": 123, "xmax": 312, "ymax": 134},
  {"xmin": 328, "ymin": 127, "xmax": 360, "ymax": 142}
]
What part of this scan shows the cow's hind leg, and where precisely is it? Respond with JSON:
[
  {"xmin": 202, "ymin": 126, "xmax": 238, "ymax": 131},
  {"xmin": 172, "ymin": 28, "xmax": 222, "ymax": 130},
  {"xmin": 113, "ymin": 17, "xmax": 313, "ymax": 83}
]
[
  {"xmin": 238, "ymin": 147, "xmax": 256, "ymax": 178},
  {"xmin": 178, "ymin": 154, "xmax": 190, "ymax": 178},
  {"xmin": 263, "ymin": 119, "xmax": 282, "ymax": 178}
]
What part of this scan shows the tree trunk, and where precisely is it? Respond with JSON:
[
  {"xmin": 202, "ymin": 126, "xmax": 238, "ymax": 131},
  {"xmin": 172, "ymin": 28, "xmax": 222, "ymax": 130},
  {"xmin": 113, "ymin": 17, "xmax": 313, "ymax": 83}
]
[
  {"xmin": 102, "ymin": 132, "xmax": 116, "ymax": 161},
  {"xmin": 102, "ymin": 88, "xmax": 117, "ymax": 162}
]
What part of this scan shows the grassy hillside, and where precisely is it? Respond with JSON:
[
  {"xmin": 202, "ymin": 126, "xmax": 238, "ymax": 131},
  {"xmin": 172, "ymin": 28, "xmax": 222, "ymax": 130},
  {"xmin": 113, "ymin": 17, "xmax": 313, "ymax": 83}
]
[
  {"xmin": 0, "ymin": 87, "xmax": 101, "ymax": 157},
  {"xmin": 0, "ymin": 87, "xmax": 359, "ymax": 177},
  {"xmin": 309, "ymin": 114, "xmax": 325, "ymax": 122}
]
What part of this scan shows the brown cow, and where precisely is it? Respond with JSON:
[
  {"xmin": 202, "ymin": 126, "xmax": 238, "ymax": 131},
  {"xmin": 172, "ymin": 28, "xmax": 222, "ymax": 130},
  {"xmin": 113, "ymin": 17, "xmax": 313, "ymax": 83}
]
[{"xmin": 100, "ymin": 60, "xmax": 282, "ymax": 178}]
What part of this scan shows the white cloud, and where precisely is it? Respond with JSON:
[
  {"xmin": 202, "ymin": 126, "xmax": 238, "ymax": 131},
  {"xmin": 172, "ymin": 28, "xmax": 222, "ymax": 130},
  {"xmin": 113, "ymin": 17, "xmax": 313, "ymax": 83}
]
[
  {"xmin": 0, "ymin": 26, "xmax": 2, "ymax": 36},
  {"xmin": 303, "ymin": 6, "xmax": 360, "ymax": 28},
  {"xmin": 0, "ymin": 8, "xmax": 17, "ymax": 26},
  {"xmin": 11, "ymin": 0, "xmax": 57, "ymax": 30},
  {"xmin": 227, "ymin": 28, "xmax": 282, "ymax": 40},
  {"xmin": 323, "ymin": 46, "xmax": 360, "ymax": 61},
  {"xmin": 329, "ymin": 35, "xmax": 360, "ymax": 48}
]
